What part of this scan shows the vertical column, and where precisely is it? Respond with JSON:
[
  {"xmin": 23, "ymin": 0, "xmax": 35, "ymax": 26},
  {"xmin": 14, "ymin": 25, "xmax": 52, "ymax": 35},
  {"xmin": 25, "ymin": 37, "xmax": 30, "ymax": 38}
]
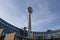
[
  {"xmin": 28, "ymin": 13, "xmax": 31, "ymax": 37},
  {"xmin": 27, "ymin": 7, "xmax": 33, "ymax": 38}
]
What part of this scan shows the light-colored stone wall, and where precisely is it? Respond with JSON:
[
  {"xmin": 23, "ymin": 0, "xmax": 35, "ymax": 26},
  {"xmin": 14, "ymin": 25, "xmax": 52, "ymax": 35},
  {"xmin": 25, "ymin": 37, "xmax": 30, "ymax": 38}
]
[
  {"xmin": 0, "ymin": 29, "xmax": 3, "ymax": 37},
  {"xmin": 4, "ymin": 32, "xmax": 16, "ymax": 40}
]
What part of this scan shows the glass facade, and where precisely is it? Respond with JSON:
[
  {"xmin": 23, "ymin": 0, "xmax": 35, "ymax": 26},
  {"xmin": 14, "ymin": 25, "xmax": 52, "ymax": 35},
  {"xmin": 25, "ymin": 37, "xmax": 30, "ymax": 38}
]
[
  {"xmin": 0, "ymin": 18, "xmax": 24, "ymax": 37},
  {"xmin": 0, "ymin": 18, "xmax": 60, "ymax": 40},
  {"xmin": 33, "ymin": 30, "xmax": 60, "ymax": 39}
]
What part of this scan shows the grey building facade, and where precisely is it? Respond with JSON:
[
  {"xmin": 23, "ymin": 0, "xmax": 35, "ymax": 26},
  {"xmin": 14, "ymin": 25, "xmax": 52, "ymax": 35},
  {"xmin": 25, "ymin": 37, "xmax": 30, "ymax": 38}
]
[
  {"xmin": 0, "ymin": 18, "xmax": 24, "ymax": 37},
  {"xmin": 32, "ymin": 30, "xmax": 60, "ymax": 40},
  {"xmin": 0, "ymin": 18, "xmax": 60, "ymax": 40}
]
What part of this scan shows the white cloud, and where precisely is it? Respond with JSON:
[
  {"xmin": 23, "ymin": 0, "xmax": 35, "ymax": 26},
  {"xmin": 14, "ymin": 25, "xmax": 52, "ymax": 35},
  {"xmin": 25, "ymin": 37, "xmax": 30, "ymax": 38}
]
[
  {"xmin": 30, "ymin": 0, "xmax": 59, "ymax": 31},
  {"xmin": 0, "ymin": 0, "xmax": 59, "ymax": 31}
]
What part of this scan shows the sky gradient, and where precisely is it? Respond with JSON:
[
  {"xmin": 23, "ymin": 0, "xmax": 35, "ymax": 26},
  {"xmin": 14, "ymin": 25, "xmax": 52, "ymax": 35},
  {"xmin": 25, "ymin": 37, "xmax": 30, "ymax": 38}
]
[{"xmin": 0, "ymin": 0, "xmax": 60, "ymax": 32}]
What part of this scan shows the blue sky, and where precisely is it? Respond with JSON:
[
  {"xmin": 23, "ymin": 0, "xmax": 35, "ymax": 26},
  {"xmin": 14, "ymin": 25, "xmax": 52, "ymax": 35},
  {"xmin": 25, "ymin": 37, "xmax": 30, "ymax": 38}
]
[{"xmin": 0, "ymin": 0, "xmax": 60, "ymax": 32}]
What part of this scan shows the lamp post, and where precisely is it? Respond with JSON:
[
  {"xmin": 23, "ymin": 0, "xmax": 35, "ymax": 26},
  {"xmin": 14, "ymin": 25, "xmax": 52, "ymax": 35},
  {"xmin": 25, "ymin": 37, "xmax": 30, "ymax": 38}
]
[{"xmin": 27, "ymin": 7, "xmax": 33, "ymax": 38}]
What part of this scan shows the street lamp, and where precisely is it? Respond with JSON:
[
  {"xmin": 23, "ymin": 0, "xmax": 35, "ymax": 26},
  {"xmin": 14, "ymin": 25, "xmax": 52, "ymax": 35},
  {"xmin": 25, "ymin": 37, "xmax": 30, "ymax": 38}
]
[{"xmin": 27, "ymin": 6, "xmax": 33, "ymax": 38}]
